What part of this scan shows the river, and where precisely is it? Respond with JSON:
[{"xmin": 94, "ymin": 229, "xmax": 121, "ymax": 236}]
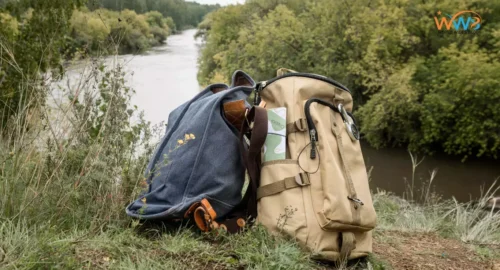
[{"xmin": 59, "ymin": 29, "xmax": 500, "ymax": 202}]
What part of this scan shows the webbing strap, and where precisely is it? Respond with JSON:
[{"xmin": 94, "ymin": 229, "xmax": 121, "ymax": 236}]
[
  {"xmin": 286, "ymin": 118, "xmax": 308, "ymax": 135},
  {"xmin": 335, "ymin": 130, "xmax": 361, "ymax": 225},
  {"xmin": 257, "ymin": 173, "xmax": 310, "ymax": 200},
  {"xmin": 340, "ymin": 232, "xmax": 356, "ymax": 260}
]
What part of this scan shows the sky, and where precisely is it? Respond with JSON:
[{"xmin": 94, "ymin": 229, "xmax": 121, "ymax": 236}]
[{"xmin": 193, "ymin": 0, "xmax": 244, "ymax": 6}]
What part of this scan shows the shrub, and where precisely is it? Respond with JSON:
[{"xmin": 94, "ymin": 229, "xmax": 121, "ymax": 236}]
[{"xmin": 69, "ymin": 8, "xmax": 173, "ymax": 56}]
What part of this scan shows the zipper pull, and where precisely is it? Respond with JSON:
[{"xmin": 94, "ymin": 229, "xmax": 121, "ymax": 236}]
[
  {"xmin": 348, "ymin": 196, "xmax": 364, "ymax": 207},
  {"xmin": 309, "ymin": 129, "xmax": 317, "ymax": 159}
]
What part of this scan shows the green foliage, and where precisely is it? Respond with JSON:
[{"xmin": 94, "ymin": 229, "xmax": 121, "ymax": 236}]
[
  {"xmin": 0, "ymin": 12, "xmax": 18, "ymax": 40},
  {"xmin": 197, "ymin": 0, "xmax": 500, "ymax": 159},
  {"xmin": 145, "ymin": 10, "xmax": 173, "ymax": 44},
  {"xmin": 196, "ymin": 4, "xmax": 250, "ymax": 85},
  {"xmin": 0, "ymin": 0, "xmax": 85, "ymax": 128},
  {"xmin": 70, "ymin": 8, "xmax": 111, "ymax": 53},
  {"xmin": 355, "ymin": 60, "xmax": 423, "ymax": 150},
  {"xmin": 69, "ymin": 8, "xmax": 172, "ymax": 56},
  {"xmin": 418, "ymin": 43, "xmax": 500, "ymax": 158},
  {"xmin": 88, "ymin": 0, "xmax": 219, "ymax": 31}
]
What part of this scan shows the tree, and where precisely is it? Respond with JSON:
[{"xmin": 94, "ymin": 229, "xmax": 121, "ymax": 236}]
[
  {"xmin": 0, "ymin": 0, "xmax": 85, "ymax": 127},
  {"xmin": 90, "ymin": 0, "xmax": 218, "ymax": 30}
]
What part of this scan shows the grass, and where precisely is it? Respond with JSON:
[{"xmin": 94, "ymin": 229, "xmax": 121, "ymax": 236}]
[
  {"xmin": 0, "ymin": 221, "xmax": 314, "ymax": 269},
  {"xmin": 3, "ymin": 188, "xmax": 497, "ymax": 269},
  {"xmin": 373, "ymin": 183, "xmax": 500, "ymax": 244},
  {"xmin": 0, "ymin": 53, "xmax": 499, "ymax": 269}
]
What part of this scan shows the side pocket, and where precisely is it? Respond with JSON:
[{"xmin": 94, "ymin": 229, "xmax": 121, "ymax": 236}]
[
  {"xmin": 304, "ymin": 100, "xmax": 376, "ymax": 232},
  {"xmin": 257, "ymin": 160, "xmax": 308, "ymax": 241}
]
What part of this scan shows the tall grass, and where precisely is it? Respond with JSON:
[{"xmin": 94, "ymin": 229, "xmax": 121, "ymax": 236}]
[
  {"xmin": 0, "ymin": 52, "xmax": 161, "ymax": 231},
  {"xmin": 0, "ymin": 41, "xmax": 174, "ymax": 267},
  {"xmin": 373, "ymin": 154, "xmax": 500, "ymax": 245},
  {"xmin": 445, "ymin": 180, "xmax": 500, "ymax": 244}
]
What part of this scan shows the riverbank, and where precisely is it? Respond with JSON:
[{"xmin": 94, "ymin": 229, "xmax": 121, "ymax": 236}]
[
  {"xmin": 1, "ymin": 7, "xmax": 499, "ymax": 269},
  {"xmin": 1, "ymin": 191, "xmax": 499, "ymax": 269}
]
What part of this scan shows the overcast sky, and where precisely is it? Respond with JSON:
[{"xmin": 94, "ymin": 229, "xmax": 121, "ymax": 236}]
[{"xmin": 193, "ymin": 0, "xmax": 244, "ymax": 6}]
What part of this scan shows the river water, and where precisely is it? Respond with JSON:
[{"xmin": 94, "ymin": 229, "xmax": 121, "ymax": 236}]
[{"xmin": 59, "ymin": 29, "xmax": 500, "ymax": 202}]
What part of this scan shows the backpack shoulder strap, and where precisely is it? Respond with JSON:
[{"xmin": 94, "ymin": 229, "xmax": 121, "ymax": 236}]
[{"xmin": 239, "ymin": 105, "xmax": 268, "ymax": 220}]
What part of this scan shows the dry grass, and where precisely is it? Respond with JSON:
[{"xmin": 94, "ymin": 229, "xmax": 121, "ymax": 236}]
[{"xmin": 445, "ymin": 181, "xmax": 500, "ymax": 244}]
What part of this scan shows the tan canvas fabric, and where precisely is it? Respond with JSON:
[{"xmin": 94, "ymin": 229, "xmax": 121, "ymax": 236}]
[{"xmin": 256, "ymin": 70, "xmax": 376, "ymax": 261}]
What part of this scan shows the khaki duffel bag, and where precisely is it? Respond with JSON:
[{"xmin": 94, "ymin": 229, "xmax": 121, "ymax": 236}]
[{"xmin": 253, "ymin": 68, "xmax": 377, "ymax": 261}]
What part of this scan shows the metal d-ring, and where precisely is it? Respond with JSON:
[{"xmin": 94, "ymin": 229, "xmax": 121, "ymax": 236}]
[{"xmin": 338, "ymin": 104, "xmax": 360, "ymax": 141}]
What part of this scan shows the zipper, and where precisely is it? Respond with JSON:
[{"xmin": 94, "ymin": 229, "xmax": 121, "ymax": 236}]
[
  {"xmin": 304, "ymin": 98, "xmax": 340, "ymax": 159},
  {"xmin": 257, "ymin": 73, "xmax": 351, "ymax": 94},
  {"xmin": 304, "ymin": 98, "xmax": 360, "ymax": 158},
  {"xmin": 304, "ymin": 98, "xmax": 364, "ymax": 212}
]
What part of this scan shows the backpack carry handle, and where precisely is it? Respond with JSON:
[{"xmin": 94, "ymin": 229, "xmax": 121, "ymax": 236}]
[
  {"xmin": 231, "ymin": 70, "xmax": 255, "ymax": 87},
  {"xmin": 277, "ymin": 67, "xmax": 298, "ymax": 77},
  {"xmin": 209, "ymin": 70, "xmax": 255, "ymax": 94}
]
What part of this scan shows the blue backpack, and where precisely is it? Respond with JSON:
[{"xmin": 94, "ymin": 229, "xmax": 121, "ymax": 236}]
[{"xmin": 126, "ymin": 71, "xmax": 268, "ymax": 233}]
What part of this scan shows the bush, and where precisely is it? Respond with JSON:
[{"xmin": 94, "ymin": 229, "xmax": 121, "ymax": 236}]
[
  {"xmin": 70, "ymin": 9, "xmax": 111, "ymax": 52},
  {"xmin": 0, "ymin": 12, "xmax": 18, "ymax": 40},
  {"xmin": 145, "ymin": 11, "xmax": 172, "ymax": 44},
  {"xmin": 69, "ymin": 8, "xmax": 173, "ymax": 56}
]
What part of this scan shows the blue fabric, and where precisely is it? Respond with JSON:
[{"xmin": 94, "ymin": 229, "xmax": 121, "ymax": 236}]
[{"xmin": 126, "ymin": 71, "xmax": 254, "ymax": 221}]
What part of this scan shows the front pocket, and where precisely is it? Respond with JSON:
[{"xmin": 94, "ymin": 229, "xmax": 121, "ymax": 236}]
[
  {"xmin": 303, "ymin": 100, "xmax": 376, "ymax": 232},
  {"xmin": 257, "ymin": 160, "xmax": 308, "ymax": 240},
  {"xmin": 328, "ymin": 111, "xmax": 377, "ymax": 231}
]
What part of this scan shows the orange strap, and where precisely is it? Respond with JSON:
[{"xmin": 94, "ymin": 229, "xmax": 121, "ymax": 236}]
[
  {"xmin": 186, "ymin": 199, "xmax": 247, "ymax": 233},
  {"xmin": 191, "ymin": 199, "xmax": 219, "ymax": 232},
  {"xmin": 201, "ymin": 198, "xmax": 217, "ymax": 219}
]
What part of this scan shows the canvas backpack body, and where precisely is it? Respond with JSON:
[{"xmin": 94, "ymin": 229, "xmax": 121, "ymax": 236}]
[
  {"xmin": 253, "ymin": 69, "xmax": 377, "ymax": 261},
  {"xmin": 126, "ymin": 71, "xmax": 259, "ymax": 232}
]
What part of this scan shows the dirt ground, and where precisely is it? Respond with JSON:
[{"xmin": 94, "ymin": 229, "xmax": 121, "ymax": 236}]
[{"xmin": 374, "ymin": 231, "xmax": 500, "ymax": 270}]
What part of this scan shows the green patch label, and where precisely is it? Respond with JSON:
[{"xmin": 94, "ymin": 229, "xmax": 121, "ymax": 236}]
[{"xmin": 264, "ymin": 108, "xmax": 286, "ymax": 162}]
